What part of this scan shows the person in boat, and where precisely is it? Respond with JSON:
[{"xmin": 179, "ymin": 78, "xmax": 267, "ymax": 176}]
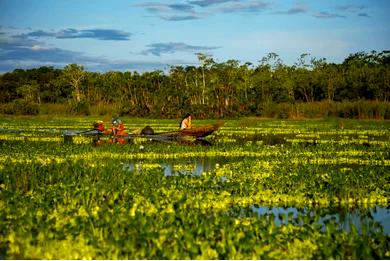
[
  {"xmin": 105, "ymin": 115, "xmax": 128, "ymax": 144},
  {"xmin": 180, "ymin": 113, "xmax": 192, "ymax": 130},
  {"xmin": 92, "ymin": 120, "xmax": 105, "ymax": 145},
  {"xmin": 93, "ymin": 120, "xmax": 105, "ymax": 132}
]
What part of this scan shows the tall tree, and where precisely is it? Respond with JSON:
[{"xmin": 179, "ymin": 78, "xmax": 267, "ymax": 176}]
[
  {"xmin": 196, "ymin": 53, "xmax": 215, "ymax": 105},
  {"xmin": 62, "ymin": 64, "xmax": 85, "ymax": 102},
  {"xmin": 16, "ymin": 81, "xmax": 40, "ymax": 103}
]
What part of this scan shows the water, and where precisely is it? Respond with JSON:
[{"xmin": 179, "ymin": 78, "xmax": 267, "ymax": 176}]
[
  {"xmin": 250, "ymin": 205, "xmax": 390, "ymax": 234},
  {"xmin": 161, "ymin": 158, "xmax": 219, "ymax": 177},
  {"xmin": 122, "ymin": 157, "xmax": 229, "ymax": 177}
]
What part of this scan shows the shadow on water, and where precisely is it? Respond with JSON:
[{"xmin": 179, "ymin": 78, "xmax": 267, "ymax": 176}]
[
  {"xmin": 239, "ymin": 134, "xmax": 293, "ymax": 145},
  {"xmin": 167, "ymin": 139, "xmax": 212, "ymax": 146},
  {"xmin": 232, "ymin": 205, "xmax": 390, "ymax": 235}
]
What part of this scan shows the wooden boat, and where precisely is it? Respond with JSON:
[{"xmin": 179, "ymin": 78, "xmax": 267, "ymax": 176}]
[
  {"xmin": 179, "ymin": 123, "xmax": 222, "ymax": 138},
  {"xmin": 137, "ymin": 122, "xmax": 223, "ymax": 142},
  {"xmin": 63, "ymin": 122, "xmax": 223, "ymax": 144}
]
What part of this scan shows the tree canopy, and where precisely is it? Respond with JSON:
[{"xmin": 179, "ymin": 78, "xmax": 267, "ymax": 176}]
[{"xmin": 0, "ymin": 50, "xmax": 389, "ymax": 118}]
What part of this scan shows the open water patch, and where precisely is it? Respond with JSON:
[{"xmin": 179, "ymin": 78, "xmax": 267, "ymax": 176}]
[
  {"xmin": 248, "ymin": 205, "xmax": 390, "ymax": 235},
  {"xmin": 122, "ymin": 157, "xmax": 234, "ymax": 178}
]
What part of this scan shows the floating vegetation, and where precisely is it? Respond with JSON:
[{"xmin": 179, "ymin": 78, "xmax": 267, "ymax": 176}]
[{"xmin": 0, "ymin": 116, "xmax": 389, "ymax": 259}]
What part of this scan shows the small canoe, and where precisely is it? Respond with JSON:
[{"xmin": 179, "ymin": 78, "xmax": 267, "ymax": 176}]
[
  {"xmin": 137, "ymin": 123, "xmax": 223, "ymax": 141},
  {"xmin": 178, "ymin": 123, "xmax": 222, "ymax": 138},
  {"xmin": 63, "ymin": 122, "xmax": 223, "ymax": 144}
]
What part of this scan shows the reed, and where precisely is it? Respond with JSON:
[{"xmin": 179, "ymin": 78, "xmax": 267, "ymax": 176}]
[{"xmin": 271, "ymin": 101, "xmax": 390, "ymax": 120}]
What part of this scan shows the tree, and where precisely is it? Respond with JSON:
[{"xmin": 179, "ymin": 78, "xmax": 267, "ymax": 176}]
[
  {"xmin": 62, "ymin": 64, "xmax": 85, "ymax": 102},
  {"xmin": 273, "ymin": 65, "xmax": 295, "ymax": 103},
  {"xmin": 16, "ymin": 81, "xmax": 40, "ymax": 103},
  {"xmin": 293, "ymin": 54, "xmax": 316, "ymax": 102},
  {"xmin": 196, "ymin": 53, "xmax": 215, "ymax": 105},
  {"xmin": 0, "ymin": 50, "xmax": 389, "ymax": 118},
  {"xmin": 321, "ymin": 63, "xmax": 345, "ymax": 102},
  {"xmin": 238, "ymin": 62, "xmax": 253, "ymax": 101},
  {"xmin": 206, "ymin": 59, "xmax": 241, "ymax": 117}
]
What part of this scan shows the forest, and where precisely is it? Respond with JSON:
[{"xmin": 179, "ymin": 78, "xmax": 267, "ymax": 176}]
[{"xmin": 0, "ymin": 50, "xmax": 389, "ymax": 119}]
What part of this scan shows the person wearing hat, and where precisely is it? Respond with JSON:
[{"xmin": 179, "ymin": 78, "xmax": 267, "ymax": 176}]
[
  {"xmin": 106, "ymin": 115, "xmax": 128, "ymax": 144},
  {"xmin": 92, "ymin": 120, "xmax": 106, "ymax": 145}
]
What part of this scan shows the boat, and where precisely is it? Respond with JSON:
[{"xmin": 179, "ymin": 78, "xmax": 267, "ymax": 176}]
[
  {"xmin": 61, "ymin": 122, "xmax": 223, "ymax": 144},
  {"xmin": 1, "ymin": 122, "xmax": 223, "ymax": 145},
  {"xmin": 138, "ymin": 123, "xmax": 223, "ymax": 142}
]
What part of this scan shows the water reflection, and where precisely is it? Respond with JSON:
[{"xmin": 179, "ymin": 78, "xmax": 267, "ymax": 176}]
[
  {"xmin": 249, "ymin": 205, "xmax": 390, "ymax": 234},
  {"xmin": 122, "ymin": 157, "xmax": 226, "ymax": 177},
  {"xmin": 161, "ymin": 158, "xmax": 215, "ymax": 177}
]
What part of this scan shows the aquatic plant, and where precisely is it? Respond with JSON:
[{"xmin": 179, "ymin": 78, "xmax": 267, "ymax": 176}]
[{"xmin": 0, "ymin": 117, "xmax": 389, "ymax": 259}]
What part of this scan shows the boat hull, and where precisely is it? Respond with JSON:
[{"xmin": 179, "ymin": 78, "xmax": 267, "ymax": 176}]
[{"xmin": 138, "ymin": 123, "xmax": 222, "ymax": 141}]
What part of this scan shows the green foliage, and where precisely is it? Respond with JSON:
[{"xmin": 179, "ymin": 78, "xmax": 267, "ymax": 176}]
[
  {"xmin": 0, "ymin": 51, "xmax": 389, "ymax": 117},
  {"xmin": 67, "ymin": 100, "xmax": 90, "ymax": 116},
  {"xmin": 0, "ymin": 99, "xmax": 39, "ymax": 115},
  {"xmin": 331, "ymin": 101, "xmax": 390, "ymax": 120},
  {"xmin": 0, "ymin": 117, "xmax": 389, "ymax": 259}
]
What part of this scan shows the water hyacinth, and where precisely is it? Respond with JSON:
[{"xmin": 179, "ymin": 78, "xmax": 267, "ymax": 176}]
[{"xmin": 0, "ymin": 116, "xmax": 389, "ymax": 259}]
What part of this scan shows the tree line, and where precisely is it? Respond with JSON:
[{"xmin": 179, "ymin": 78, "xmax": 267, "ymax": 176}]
[{"xmin": 0, "ymin": 50, "xmax": 389, "ymax": 119}]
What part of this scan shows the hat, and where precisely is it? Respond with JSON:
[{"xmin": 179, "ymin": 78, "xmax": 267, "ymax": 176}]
[{"xmin": 112, "ymin": 115, "xmax": 120, "ymax": 125}]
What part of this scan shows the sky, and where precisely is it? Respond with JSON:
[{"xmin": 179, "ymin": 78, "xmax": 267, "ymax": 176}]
[{"xmin": 0, "ymin": 0, "xmax": 389, "ymax": 73}]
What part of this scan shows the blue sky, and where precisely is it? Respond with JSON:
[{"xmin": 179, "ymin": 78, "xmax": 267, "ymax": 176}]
[{"xmin": 0, "ymin": 0, "xmax": 389, "ymax": 72}]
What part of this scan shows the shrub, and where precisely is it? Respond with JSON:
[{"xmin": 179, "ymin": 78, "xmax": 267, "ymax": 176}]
[
  {"xmin": 0, "ymin": 100, "xmax": 39, "ymax": 115},
  {"xmin": 67, "ymin": 100, "xmax": 90, "ymax": 115}
]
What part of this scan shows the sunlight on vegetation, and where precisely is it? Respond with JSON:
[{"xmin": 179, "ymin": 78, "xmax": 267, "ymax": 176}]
[{"xmin": 0, "ymin": 116, "xmax": 389, "ymax": 259}]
